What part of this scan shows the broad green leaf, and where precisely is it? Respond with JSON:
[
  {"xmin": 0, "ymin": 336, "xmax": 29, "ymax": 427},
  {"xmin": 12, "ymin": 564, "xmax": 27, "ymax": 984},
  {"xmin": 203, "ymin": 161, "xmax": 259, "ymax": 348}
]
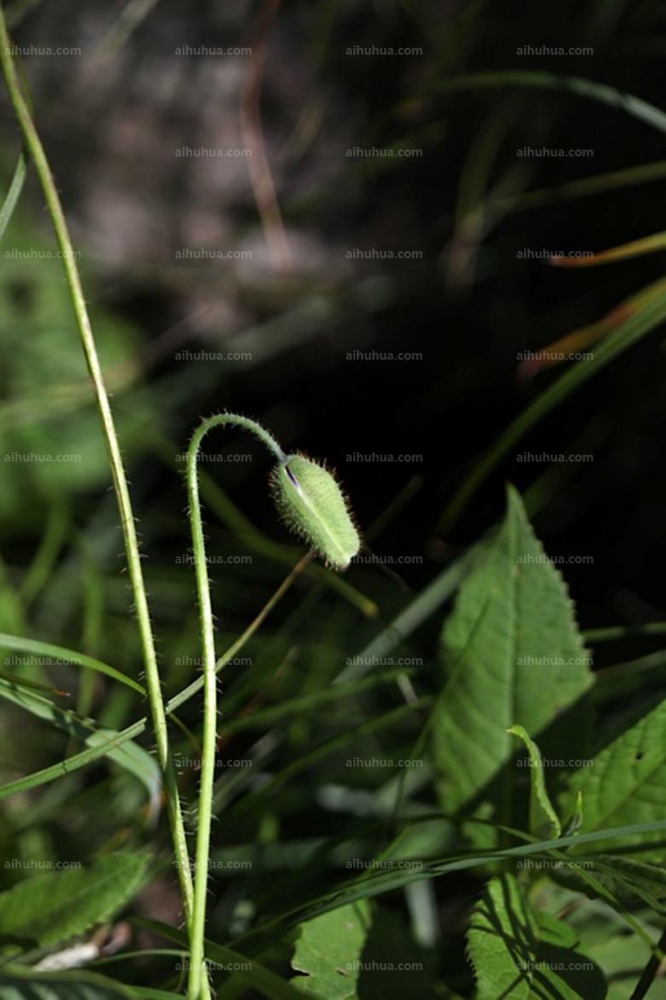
[
  {"xmin": 289, "ymin": 903, "xmax": 437, "ymax": 1000},
  {"xmin": 566, "ymin": 696, "xmax": 666, "ymax": 856},
  {"xmin": 0, "ymin": 851, "xmax": 151, "ymax": 948},
  {"xmin": 0, "ymin": 677, "xmax": 161, "ymax": 813},
  {"xmin": 290, "ymin": 902, "xmax": 370, "ymax": 999},
  {"xmin": 467, "ymin": 874, "xmax": 606, "ymax": 999},
  {"xmin": 508, "ymin": 725, "xmax": 562, "ymax": 839},
  {"xmin": 0, "ymin": 965, "xmax": 136, "ymax": 1000},
  {"xmin": 432, "ymin": 487, "xmax": 593, "ymax": 840}
]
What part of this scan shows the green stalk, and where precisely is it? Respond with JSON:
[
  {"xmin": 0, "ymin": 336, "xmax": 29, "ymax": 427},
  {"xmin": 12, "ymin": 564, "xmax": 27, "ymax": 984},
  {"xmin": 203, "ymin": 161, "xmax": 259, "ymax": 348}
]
[
  {"xmin": 0, "ymin": 9, "xmax": 204, "ymax": 987},
  {"xmin": 186, "ymin": 413, "xmax": 285, "ymax": 1000}
]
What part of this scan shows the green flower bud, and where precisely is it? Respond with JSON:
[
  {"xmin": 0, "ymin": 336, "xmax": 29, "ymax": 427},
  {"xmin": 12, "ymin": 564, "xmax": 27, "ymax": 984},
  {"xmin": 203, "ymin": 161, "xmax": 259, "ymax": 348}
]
[{"xmin": 269, "ymin": 453, "xmax": 360, "ymax": 571}]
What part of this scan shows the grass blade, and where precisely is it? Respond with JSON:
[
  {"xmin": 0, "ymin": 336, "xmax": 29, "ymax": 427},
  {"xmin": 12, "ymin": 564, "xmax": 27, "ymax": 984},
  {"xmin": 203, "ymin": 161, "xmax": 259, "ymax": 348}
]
[
  {"xmin": 0, "ymin": 632, "xmax": 145, "ymax": 695},
  {"xmin": 434, "ymin": 72, "xmax": 666, "ymax": 134},
  {"xmin": 0, "ymin": 147, "xmax": 26, "ymax": 242},
  {"xmin": 0, "ymin": 679, "xmax": 161, "ymax": 811}
]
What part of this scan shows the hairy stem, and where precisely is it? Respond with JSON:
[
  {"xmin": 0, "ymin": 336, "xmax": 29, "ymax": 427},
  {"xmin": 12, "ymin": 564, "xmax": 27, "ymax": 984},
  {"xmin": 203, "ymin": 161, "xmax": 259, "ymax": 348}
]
[
  {"xmin": 0, "ymin": 8, "xmax": 203, "ymax": 985},
  {"xmin": 186, "ymin": 413, "xmax": 285, "ymax": 999}
]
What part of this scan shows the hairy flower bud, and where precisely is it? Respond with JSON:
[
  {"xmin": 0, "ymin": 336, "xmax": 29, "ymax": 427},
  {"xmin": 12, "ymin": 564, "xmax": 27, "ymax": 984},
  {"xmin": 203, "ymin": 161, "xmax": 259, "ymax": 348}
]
[{"xmin": 269, "ymin": 454, "xmax": 360, "ymax": 571}]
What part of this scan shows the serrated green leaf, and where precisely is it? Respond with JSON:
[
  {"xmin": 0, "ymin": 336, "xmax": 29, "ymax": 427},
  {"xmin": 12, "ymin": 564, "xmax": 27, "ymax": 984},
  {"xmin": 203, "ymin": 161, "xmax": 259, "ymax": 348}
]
[
  {"xmin": 432, "ymin": 486, "xmax": 593, "ymax": 842},
  {"xmin": 467, "ymin": 874, "xmax": 606, "ymax": 999},
  {"xmin": 290, "ymin": 902, "xmax": 370, "ymax": 999},
  {"xmin": 565, "ymin": 696, "xmax": 666, "ymax": 857},
  {"xmin": 0, "ymin": 851, "xmax": 151, "ymax": 948},
  {"xmin": 508, "ymin": 725, "xmax": 562, "ymax": 839}
]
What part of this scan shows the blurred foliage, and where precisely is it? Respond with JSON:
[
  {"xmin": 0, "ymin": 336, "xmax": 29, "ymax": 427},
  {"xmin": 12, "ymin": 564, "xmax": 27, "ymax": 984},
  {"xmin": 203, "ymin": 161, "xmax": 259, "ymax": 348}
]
[{"xmin": 0, "ymin": 213, "xmax": 146, "ymax": 518}]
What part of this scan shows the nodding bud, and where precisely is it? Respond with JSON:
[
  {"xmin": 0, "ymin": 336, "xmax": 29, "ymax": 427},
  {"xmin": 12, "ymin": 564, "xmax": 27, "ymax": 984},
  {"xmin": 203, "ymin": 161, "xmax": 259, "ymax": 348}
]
[{"xmin": 269, "ymin": 454, "xmax": 360, "ymax": 571}]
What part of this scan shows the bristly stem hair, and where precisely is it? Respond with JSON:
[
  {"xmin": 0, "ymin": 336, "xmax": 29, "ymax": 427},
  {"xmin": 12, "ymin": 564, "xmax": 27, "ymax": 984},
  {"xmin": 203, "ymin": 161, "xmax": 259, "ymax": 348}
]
[
  {"xmin": 0, "ymin": 11, "xmax": 209, "ymax": 997},
  {"xmin": 185, "ymin": 413, "xmax": 285, "ymax": 999},
  {"xmin": 185, "ymin": 411, "xmax": 361, "ymax": 997}
]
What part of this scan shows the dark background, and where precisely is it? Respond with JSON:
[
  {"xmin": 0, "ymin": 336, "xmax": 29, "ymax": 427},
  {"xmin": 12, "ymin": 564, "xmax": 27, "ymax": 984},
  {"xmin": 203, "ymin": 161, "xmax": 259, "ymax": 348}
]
[{"xmin": 0, "ymin": 0, "xmax": 663, "ymax": 752}]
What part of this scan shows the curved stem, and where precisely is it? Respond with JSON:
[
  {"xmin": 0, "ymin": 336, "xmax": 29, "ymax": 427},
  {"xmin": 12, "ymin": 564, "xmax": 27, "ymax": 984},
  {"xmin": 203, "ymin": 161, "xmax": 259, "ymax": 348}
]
[
  {"xmin": 194, "ymin": 412, "xmax": 287, "ymax": 465},
  {"xmin": 186, "ymin": 413, "xmax": 285, "ymax": 1000},
  {"xmin": 0, "ymin": 9, "xmax": 204, "ymax": 991}
]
